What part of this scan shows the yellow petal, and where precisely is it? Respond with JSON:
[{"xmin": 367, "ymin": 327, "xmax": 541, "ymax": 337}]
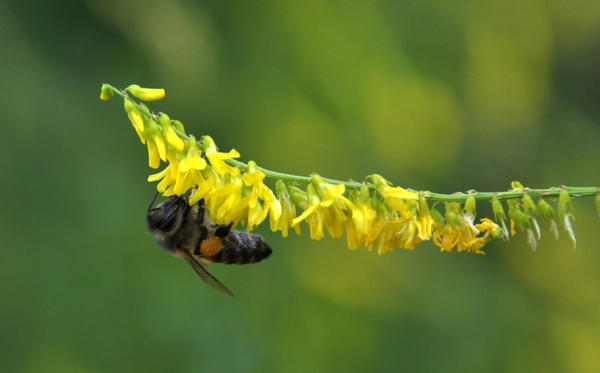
[
  {"xmin": 179, "ymin": 154, "xmax": 207, "ymax": 172},
  {"xmin": 153, "ymin": 134, "xmax": 167, "ymax": 162},
  {"xmin": 292, "ymin": 204, "xmax": 317, "ymax": 226},
  {"xmin": 148, "ymin": 167, "xmax": 169, "ymax": 182},
  {"xmin": 164, "ymin": 126, "xmax": 185, "ymax": 151},
  {"xmin": 147, "ymin": 141, "xmax": 160, "ymax": 168}
]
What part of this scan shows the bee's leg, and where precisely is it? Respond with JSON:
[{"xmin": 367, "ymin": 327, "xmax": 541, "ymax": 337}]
[
  {"xmin": 147, "ymin": 190, "xmax": 161, "ymax": 210},
  {"xmin": 194, "ymin": 198, "xmax": 206, "ymax": 224},
  {"xmin": 215, "ymin": 223, "xmax": 233, "ymax": 238},
  {"xmin": 194, "ymin": 226, "xmax": 208, "ymax": 255}
]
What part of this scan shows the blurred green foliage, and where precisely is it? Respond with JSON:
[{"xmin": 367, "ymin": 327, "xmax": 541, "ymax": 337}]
[{"xmin": 2, "ymin": 0, "xmax": 600, "ymax": 372}]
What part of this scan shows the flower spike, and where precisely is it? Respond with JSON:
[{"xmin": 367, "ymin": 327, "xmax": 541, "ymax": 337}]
[{"xmin": 101, "ymin": 83, "xmax": 598, "ymax": 255}]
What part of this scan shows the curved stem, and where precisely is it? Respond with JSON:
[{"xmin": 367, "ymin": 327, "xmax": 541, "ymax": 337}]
[{"xmin": 103, "ymin": 84, "xmax": 598, "ymax": 203}]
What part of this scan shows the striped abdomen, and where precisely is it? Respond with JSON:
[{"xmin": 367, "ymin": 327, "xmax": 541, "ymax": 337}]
[{"xmin": 207, "ymin": 231, "xmax": 272, "ymax": 264}]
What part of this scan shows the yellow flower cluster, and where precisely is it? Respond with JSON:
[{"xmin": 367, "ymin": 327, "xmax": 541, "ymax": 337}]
[{"xmin": 104, "ymin": 84, "xmax": 580, "ymax": 255}]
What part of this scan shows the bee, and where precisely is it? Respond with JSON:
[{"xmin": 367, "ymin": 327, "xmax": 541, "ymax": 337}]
[{"xmin": 146, "ymin": 194, "xmax": 272, "ymax": 297}]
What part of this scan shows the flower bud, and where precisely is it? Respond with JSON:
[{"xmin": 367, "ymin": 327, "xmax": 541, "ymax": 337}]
[
  {"xmin": 99, "ymin": 84, "xmax": 114, "ymax": 100},
  {"xmin": 558, "ymin": 189, "xmax": 576, "ymax": 248},
  {"xmin": 464, "ymin": 193, "xmax": 476, "ymax": 217},
  {"xmin": 430, "ymin": 207, "xmax": 444, "ymax": 226},
  {"xmin": 289, "ymin": 185, "xmax": 308, "ymax": 206},
  {"xmin": 511, "ymin": 181, "xmax": 524, "ymax": 190},
  {"xmin": 522, "ymin": 193, "xmax": 537, "ymax": 216},
  {"xmin": 537, "ymin": 198, "xmax": 554, "ymax": 219},
  {"xmin": 491, "ymin": 197, "xmax": 506, "ymax": 221},
  {"xmin": 445, "ymin": 203, "xmax": 462, "ymax": 226},
  {"xmin": 558, "ymin": 189, "xmax": 574, "ymax": 217},
  {"xmin": 126, "ymin": 84, "xmax": 165, "ymax": 101},
  {"xmin": 508, "ymin": 205, "xmax": 529, "ymax": 227},
  {"xmin": 276, "ymin": 179, "xmax": 289, "ymax": 197},
  {"xmin": 172, "ymin": 120, "xmax": 185, "ymax": 133}
]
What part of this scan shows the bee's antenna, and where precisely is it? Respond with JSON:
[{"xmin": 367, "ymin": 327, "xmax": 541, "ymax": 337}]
[{"xmin": 148, "ymin": 190, "xmax": 161, "ymax": 210}]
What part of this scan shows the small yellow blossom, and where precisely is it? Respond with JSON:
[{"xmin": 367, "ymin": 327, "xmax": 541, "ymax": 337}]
[
  {"xmin": 124, "ymin": 99, "xmax": 146, "ymax": 144},
  {"xmin": 416, "ymin": 196, "xmax": 433, "ymax": 240},
  {"xmin": 242, "ymin": 161, "xmax": 281, "ymax": 231},
  {"xmin": 143, "ymin": 120, "xmax": 167, "ymax": 167},
  {"xmin": 292, "ymin": 184, "xmax": 325, "ymax": 240},
  {"xmin": 311, "ymin": 175, "xmax": 354, "ymax": 238},
  {"xmin": 376, "ymin": 218, "xmax": 404, "ymax": 255},
  {"xmin": 394, "ymin": 217, "xmax": 422, "ymax": 250},
  {"xmin": 349, "ymin": 185, "xmax": 380, "ymax": 249},
  {"xmin": 159, "ymin": 113, "xmax": 185, "ymax": 151},
  {"xmin": 178, "ymin": 136, "xmax": 207, "ymax": 172},
  {"xmin": 203, "ymin": 136, "xmax": 240, "ymax": 175},
  {"xmin": 146, "ymin": 142, "xmax": 160, "ymax": 168},
  {"xmin": 148, "ymin": 162, "xmax": 177, "ymax": 193},
  {"xmin": 206, "ymin": 172, "xmax": 249, "ymax": 225},
  {"xmin": 275, "ymin": 180, "xmax": 300, "ymax": 237},
  {"xmin": 126, "ymin": 84, "xmax": 165, "ymax": 101},
  {"xmin": 188, "ymin": 168, "xmax": 219, "ymax": 205},
  {"xmin": 432, "ymin": 204, "xmax": 481, "ymax": 253}
]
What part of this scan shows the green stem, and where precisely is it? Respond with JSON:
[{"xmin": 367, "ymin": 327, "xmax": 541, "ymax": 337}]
[{"xmin": 103, "ymin": 83, "xmax": 599, "ymax": 203}]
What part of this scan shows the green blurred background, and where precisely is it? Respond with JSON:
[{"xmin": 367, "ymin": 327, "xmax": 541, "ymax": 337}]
[{"xmin": 2, "ymin": 1, "xmax": 600, "ymax": 372}]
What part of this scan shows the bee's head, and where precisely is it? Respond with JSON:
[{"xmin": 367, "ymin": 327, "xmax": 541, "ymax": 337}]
[{"xmin": 146, "ymin": 195, "xmax": 188, "ymax": 233}]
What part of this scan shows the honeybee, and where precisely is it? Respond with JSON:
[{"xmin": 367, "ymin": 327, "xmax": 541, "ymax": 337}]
[{"xmin": 146, "ymin": 194, "xmax": 272, "ymax": 297}]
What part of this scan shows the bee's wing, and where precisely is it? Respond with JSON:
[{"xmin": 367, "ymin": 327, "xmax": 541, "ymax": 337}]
[{"xmin": 181, "ymin": 250, "xmax": 235, "ymax": 298}]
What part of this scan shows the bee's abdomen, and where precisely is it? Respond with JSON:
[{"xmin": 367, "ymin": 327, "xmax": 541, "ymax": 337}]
[{"xmin": 211, "ymin": 231, "xmax": 272, "ymax": 265}]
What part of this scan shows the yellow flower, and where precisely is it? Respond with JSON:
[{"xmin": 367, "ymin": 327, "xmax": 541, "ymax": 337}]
[
  {"xmin": 123, "ymin": 99, "xmax": 146, "ymax": 144},
  {"xmin": 242, "ymin": 161, "xmax": 280, "ymax": 231},
  {"xmin": 415, "ymin": 196, "xmax": 433, "ymax": 240},
  {"xmin": 146, "ymin": 139, "xmax": 161, "ymax": 168},
  {"xmin": 268, "ymin": 196, "xmax": 282, "ymax": 233},
  {"xmin": 475, "ymin": 218, "xmax": 495, "ymax": 232},
  {"xmin": 148, "ymin": 162, "xmax": 178, "ymax": 193},
  {"xmin": 311, "ymin": 175, "xmax": 354, "ymax": 238},
  {"xmin": 469, "ymin": 218, "xmax": 501, "ymax": 254},
  {"xmin": 188, "ymin": 168, "xmax": 219, "ymax": 205},
  {"xmin": 396, "ymin": 220, "xmax": 422, "ymax": 250},
  {"xmin": 366, "ymin": 203, "xmax": 387, "ymax": 250},
  {"xmin": 381, "ymin": 185, "xmax": 419, "ymax": 210},
  {"xmin": 377, "ymin": 218, "xmax": 405, "ymax": 255},
  {"xmin": 432, "ymin": 225, "xmax": 461, "ymax": 253},
  {"xmin": 160, "ymin": 137, "xmax": 207, "ymax": 196},
  {"xmin": 159, "ymin": 113, "xmax": 185, "ymax": 151},
  {"xmin": 145, "ymin": 120, "xmax": 167, "ymax": 168},
  {"xmin": 172, "ymin": 165, "xmax": 198, "ymax": 195},
  {"xmin": 432, "ymin": 204, "xmax": 479, "ymax": 253},
  {"xmin": 178, "ymin": 136, "xmax": 207, "ymax": 172},
  {"xmin": 205, "ymin": 171, "xmax": 249, "ymax": 225},
  {"xmin": 370, "ymin": 174, "xmax": 418, "ymax": 213},
  {"xmin": 292, "ymin": 184, "xmax": 325, "ymax": 240},
  {"xmin": 126, "ymin": 84, "xmax": 165, "ymax": 101},
  {"xmin": 203, "ymin": 136, "xmax": 240, "ymax": 175},
  {"xmin": 348, "ymin": 185, "xmax": 382, "ymax": 249},
  {"xmin": 275, "ymin": 180, "xmax": 300, "ymax": 237}
]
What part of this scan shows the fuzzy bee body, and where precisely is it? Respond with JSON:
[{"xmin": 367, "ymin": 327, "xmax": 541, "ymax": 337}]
[{"xmin": 146, "ymin": 195, "xmax": 272, "ymax": 297}]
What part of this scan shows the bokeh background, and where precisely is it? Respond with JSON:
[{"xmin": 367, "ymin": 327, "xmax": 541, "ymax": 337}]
[{"xmin": 2, "ymin": 1, "xmax": 600, "ymax": 372}]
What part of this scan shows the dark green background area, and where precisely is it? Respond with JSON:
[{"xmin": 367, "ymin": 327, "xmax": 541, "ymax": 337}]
[{"xmin": 2, "ymin": 1, "xmax": 600, "ymax": 372}]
